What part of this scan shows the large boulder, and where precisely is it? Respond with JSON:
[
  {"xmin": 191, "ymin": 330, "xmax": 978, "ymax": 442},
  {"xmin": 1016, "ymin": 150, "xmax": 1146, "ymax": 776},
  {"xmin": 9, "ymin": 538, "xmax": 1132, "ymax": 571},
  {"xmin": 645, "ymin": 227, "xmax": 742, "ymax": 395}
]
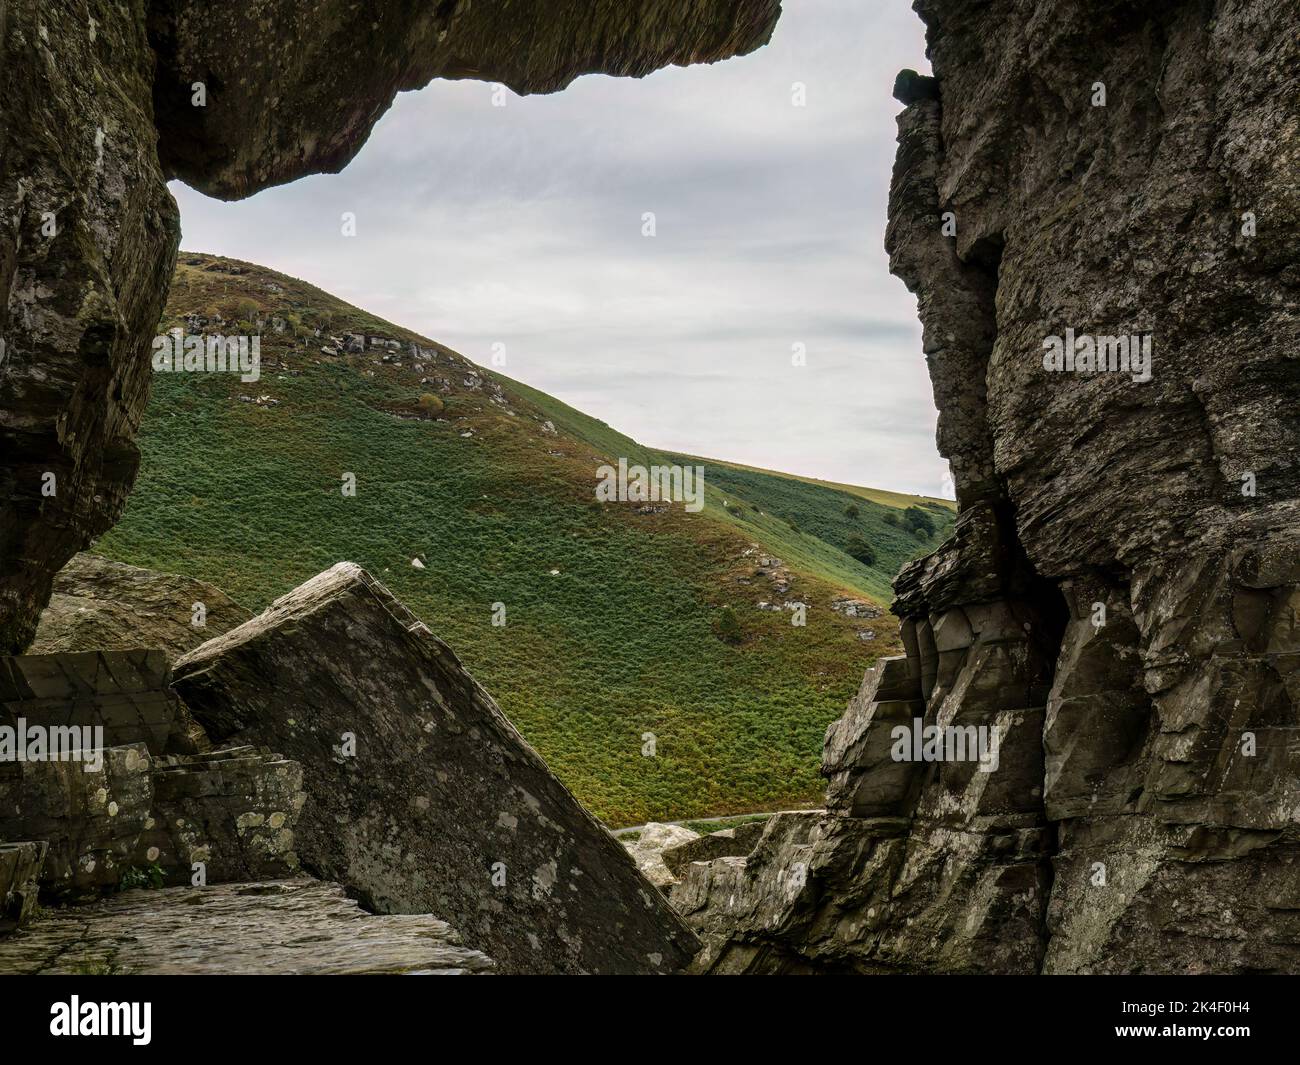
[
  {"xmin": 172, "ymin": 562, "xmax": 700, "ymax": 974},
  {"xmin": 30, "ymin": 554, "xmax": 252, "ymax": 660},
  {"xmin": 1, "ymin": 0, "xmax": 782, "ymax": 654}
]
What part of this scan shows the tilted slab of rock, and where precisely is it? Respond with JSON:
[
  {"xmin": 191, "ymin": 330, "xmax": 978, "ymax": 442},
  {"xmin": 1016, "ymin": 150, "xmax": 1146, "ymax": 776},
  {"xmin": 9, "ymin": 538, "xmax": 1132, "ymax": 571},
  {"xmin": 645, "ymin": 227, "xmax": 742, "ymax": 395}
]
[
  {"xmin": 172, "ymin": 562, "xmax": 699, "ymax": 974},
  {"xmin": 0, "ymin": 878, "xmax": 493, "ymax": 975},
  {"xmin": 30, "ymin": 554, "xmax": 253, "ymax": 661},
  {"xmin": 1, "ymin": 0, "xmax": 780, "ymax": 655}
]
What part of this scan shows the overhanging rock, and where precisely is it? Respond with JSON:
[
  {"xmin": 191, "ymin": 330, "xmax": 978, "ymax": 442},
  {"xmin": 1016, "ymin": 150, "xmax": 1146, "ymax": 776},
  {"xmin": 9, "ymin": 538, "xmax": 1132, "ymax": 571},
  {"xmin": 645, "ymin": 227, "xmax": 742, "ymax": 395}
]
[{"xmin": 172, "ymin": 562, "xmax": 699, "ymax": 974}]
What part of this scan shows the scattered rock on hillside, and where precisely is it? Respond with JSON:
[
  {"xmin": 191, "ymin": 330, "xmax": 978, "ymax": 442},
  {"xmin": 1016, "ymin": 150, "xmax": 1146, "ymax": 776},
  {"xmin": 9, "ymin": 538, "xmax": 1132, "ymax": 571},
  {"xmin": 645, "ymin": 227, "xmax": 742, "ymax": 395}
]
[{"xmin": 171, "ymin": 562, "xmax": 700, "ymax": 974}]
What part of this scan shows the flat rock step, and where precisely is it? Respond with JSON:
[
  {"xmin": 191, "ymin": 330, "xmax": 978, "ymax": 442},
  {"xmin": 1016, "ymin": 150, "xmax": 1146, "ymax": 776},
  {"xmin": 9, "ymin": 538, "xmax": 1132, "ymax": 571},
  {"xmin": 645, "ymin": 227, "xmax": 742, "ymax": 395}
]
[{"xmin": 0, "ymin": 878, "xmax": 493, "ymax": 975}]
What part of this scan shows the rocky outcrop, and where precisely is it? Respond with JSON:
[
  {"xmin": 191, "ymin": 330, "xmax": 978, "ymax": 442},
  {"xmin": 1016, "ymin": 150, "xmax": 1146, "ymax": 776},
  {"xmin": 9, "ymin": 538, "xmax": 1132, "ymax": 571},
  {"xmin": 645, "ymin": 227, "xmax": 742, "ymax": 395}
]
[
  {"xmin": 172, "ymin": 562, "xmax": 700, "ymax": 974},
  {"xmin": 677, "ymin": 0, "xmax": 1300, "ymax": 974},
  {"xmin": 661, "ymin": 819, "xmax": 766, "ymax": 880},
  {"xmin": 149, "ymin": 0, "xmax": 784, "ymax": 199},
  {"xmin": 0, "ymin": 0, "xmax": 782, "ymax": 654},
  {"xmin": 0, "ymin": 878, "xmax": 494, "ymax": 975},
  {"xmin": 0, "ymin": 646, "xmax": 305, "ymax": 901},
  {"xmin": 623, "ymin": 823, "xmax": 700, "ymax": 888},
  {"xmin": 0, "ymin": 1, "xmax": 180, "ymax": 656},
  {"xmin": 30, "ymin": 554, "xmax": 252, "ymax": 660}
]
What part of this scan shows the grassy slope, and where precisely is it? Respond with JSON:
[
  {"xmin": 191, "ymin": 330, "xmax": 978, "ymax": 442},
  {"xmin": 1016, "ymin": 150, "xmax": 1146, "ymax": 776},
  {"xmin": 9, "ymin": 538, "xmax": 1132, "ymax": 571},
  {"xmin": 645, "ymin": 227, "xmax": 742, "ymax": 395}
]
[{"xmin": 95, "ymin": 253, "xmax": 937, "ymax": 825}]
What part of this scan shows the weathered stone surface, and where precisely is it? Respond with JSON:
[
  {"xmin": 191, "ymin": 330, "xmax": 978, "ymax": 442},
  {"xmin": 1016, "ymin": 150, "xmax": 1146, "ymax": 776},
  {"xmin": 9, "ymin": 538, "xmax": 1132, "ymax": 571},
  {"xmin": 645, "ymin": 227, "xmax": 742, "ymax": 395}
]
[
  {"xmin": 623, "ymin": 822, "xmax": 700, "ymax": 888},
  {"xmin": 31, "ymin": 553, "xmax": 253, "ymax": 660},
  {"xmin": 681, "ymin": 0, "xmax": 1300, "ymax": 974},
  {"xmin": 0, "ymin": 742, "xmax": 154, "ymax": 901},
  {"xmin": 0, "ymin": 878, "xmax": 494, "ymax": 974},
  {"xmin": 0, "ymin": 649, "xmax": 200, "ymax": 755},
  {"xmin": 0, "ymin": 840, "xmax": 46, "ymax": 933},
  {"xmin": 661, "ymin": 819, "xmax": 766, "ymax": 881},
  {"xmin": 1, "ymin": 1, "xmax": 781, "ymax": 655},
  {"xmin": 136, "ymin": 746, "xmax": 305, "ymax": 886},
  {"xmin": 150, "ymin": 0, "xmax": 784, "ymax": 199},
  {"xmin": 0, "ymin": 0, "xmax": 180, "ymax": 655},
  {"xmin": 172, "ymin": 562, "xmax": 699, "ymax": 974}
]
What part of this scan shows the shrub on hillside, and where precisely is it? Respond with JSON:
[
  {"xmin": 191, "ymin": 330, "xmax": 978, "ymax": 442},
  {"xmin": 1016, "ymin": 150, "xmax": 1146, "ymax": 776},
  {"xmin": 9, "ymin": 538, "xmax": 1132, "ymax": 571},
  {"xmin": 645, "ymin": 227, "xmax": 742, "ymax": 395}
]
[
  {"xmin": 845, "ymin": 503, "xmax": 860, "ymax": 519},
  {"xmin": 845, "ymin": 535, "xmax": 877, "ymax": 566},
  {"xmin": 713, "ymin": 606, "xmax": 744, "ymax": 645},
  {"xmin": 902, "ymin": 506, "xmax": 935, "ymax": 536},
  {"xmin": 417, "ymin": 393, "xmax": 445, "ymax": 419}
]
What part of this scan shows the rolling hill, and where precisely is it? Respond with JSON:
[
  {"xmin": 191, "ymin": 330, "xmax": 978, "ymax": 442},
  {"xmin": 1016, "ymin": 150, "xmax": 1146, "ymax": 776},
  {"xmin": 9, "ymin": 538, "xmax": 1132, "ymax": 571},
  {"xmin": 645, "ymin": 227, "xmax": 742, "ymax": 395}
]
[{"xmin": 91, "ymin": 253, "xmax": 954, "ymax": 825}]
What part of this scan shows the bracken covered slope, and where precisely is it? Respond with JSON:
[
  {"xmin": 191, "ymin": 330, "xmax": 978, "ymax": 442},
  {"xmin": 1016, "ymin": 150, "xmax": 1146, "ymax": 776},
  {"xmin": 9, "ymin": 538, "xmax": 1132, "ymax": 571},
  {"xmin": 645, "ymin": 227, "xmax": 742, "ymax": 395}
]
[
  {"xmin": 0, "ymin": 0, "xmax": 782, "ymax": 654},
  {"xmin": 677, "ymin": 0, "xmax": 1300, "ymax": 974}
]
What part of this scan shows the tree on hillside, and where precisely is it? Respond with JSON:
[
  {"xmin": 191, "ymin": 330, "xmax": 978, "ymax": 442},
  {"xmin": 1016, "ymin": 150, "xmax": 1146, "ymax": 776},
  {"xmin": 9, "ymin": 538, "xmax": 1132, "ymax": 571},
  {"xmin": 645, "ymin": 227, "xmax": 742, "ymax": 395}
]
[
  {"xmin": 845, "ymin": 535, "xmax": 877, "ymax": 566},
  {"xmin": 845, "ymin": 503, "xmax": 860, "ymax": 519}
]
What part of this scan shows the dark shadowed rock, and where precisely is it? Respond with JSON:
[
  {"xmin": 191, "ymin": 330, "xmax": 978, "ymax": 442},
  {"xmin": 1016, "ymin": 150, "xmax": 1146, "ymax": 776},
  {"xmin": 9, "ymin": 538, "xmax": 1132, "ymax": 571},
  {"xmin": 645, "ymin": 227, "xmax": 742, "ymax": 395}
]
[
  {"xmin": 0, "ymin": 841, "xmax": 46, "ymax": 933},
  {"xmin": 678, "ymin": 0, "xmax": 1300, "ymax": 974},
  {"xmin": 150, "ymin": 0, "xmax": 785, "ymax": 199},
  {"xmin": 172, "ymin": 562, "xmax": 699, "ymax": 974},
  {"xmin": 31, "ymin": 554, "xmax": 253, "ymax": 660},
  {"xmin": 0, "ymin": 649, "xmax": 200, "ymax": 756},
  {"xmin": 0, "ymin": 1, "xmax": 180, "ymax": 655}
]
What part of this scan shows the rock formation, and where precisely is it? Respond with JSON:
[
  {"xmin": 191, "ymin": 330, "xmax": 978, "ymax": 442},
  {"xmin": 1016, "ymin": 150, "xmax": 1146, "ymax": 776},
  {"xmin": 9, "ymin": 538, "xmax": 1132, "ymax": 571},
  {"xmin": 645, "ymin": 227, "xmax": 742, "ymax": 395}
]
[
  {"xmin": 0, "ymin": 0, "xmax": 783, "ymax": 654},
  {"xmin": 172, "ymin": 562, "xmax": 700, "ymax": 975},
  {"xmin": 677, "ymin": 0, "xmax": 1300, "ymax": 973},
  {"xmin": 0, "ymin": 878, "xmax": 494, "ymax": 975}
]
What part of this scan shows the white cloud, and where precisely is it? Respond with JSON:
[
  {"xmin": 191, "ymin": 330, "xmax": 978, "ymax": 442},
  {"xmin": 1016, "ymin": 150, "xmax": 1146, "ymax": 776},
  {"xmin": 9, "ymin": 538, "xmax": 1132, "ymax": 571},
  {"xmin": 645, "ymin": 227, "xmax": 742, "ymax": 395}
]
[{"xmin": 171, "ymin": 0, "xmax": 950, "ymax": 496}]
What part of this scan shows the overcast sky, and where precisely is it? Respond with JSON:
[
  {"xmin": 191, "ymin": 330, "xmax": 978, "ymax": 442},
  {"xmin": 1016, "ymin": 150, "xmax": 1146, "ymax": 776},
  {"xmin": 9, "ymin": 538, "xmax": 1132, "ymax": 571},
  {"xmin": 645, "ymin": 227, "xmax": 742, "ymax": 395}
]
[{"xmin": 171, "ymin": 1, "xmax": 947, "ymax": 497}]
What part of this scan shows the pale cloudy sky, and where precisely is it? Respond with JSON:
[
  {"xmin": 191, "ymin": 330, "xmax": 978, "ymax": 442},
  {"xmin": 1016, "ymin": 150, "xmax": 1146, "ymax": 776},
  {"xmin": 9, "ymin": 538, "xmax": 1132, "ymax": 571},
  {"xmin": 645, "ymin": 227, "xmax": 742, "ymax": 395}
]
[{"xmin": 171, "ymin": 0, "xmax": 947, "ymax": 497}]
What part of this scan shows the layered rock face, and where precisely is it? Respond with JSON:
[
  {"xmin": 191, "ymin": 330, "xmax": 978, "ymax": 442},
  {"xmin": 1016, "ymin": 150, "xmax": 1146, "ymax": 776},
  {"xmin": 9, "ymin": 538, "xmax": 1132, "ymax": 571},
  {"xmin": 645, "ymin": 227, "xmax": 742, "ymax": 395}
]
[
  {"xmin": 0, "ymin": 0, "xmax": 782, "ymax": 654},
  {"xmin": 0, "ymin": 0, "xmax": 180, "ymax": 656},
  {"xmin": 172, "ymin": 563, "xmax": 700, "ymax": 975},
  {"xmin": 677, "ymin": 0, "xmax": 1299, "ymax": 973}
]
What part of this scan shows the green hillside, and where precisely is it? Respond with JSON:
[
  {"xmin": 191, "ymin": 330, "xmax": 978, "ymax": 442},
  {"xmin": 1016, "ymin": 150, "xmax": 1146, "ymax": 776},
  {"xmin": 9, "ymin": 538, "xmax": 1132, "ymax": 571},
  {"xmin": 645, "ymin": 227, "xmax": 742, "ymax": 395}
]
[{"xmin": 93, "ymin": 253, "xmax": 943, "ymax": 825}]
